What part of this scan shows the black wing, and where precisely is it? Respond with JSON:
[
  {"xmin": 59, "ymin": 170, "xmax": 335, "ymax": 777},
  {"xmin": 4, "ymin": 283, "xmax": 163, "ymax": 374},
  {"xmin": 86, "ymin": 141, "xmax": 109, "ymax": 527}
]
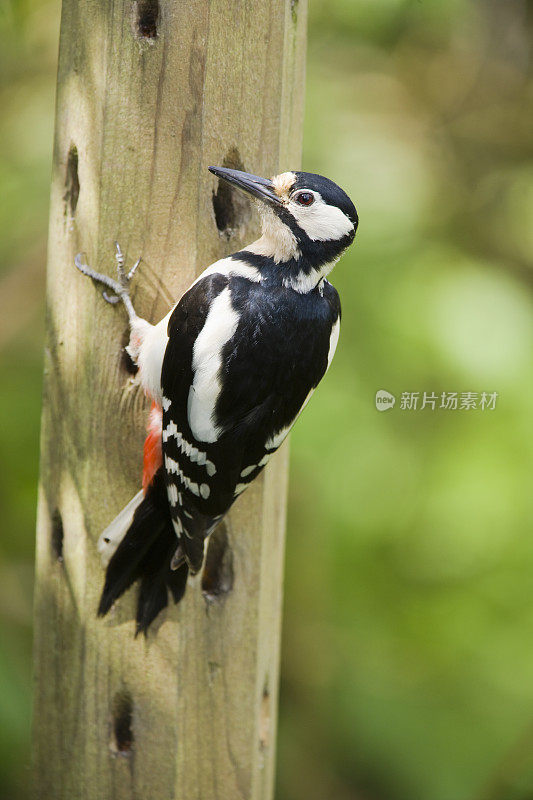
[{"xmin": 160, "ymin": 271, "xmax": 340, "ymax": 572}]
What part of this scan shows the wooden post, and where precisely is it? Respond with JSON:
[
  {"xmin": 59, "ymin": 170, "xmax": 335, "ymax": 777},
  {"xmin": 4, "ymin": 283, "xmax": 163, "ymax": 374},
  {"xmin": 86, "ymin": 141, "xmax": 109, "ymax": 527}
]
[{"xmin": 33, "ymin": 1, "xmax": 306, "ymax": 798}]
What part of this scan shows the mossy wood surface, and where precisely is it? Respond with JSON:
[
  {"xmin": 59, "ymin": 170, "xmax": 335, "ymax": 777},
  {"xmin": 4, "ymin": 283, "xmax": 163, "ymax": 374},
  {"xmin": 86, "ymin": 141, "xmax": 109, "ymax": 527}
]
[{"xmin": 33, "ymin": 1, "xmax": 306, "ymax": 797}]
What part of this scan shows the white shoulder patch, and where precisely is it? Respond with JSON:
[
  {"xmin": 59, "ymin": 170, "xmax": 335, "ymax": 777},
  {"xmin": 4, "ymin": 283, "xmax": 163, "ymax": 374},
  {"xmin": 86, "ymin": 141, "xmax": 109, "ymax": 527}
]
[
  {"xmin": 187, "ymin": 287, "xmax": 240, "ymax": 443},
  {"xmin": 135, "ymin": 257, "xmax": 260, "ymax": 407},
  {"xmin": 192, "ymin": 256, "xmax": 261, "ymax": 286}
]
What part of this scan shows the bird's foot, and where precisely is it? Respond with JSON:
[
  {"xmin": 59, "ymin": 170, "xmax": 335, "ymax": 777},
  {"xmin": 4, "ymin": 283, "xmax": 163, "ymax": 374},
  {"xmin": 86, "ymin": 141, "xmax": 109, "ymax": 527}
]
[{"xmin": 74, "ymin": 242, "xmax": 141, "ymax": 323}]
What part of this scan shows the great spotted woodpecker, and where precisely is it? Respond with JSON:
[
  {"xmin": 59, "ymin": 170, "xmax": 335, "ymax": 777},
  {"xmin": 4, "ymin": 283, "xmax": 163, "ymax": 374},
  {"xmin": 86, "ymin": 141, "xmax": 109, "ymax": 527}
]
[{"xmin": 75, "ymin": 167, "xmax": 358, "ymax": 633}]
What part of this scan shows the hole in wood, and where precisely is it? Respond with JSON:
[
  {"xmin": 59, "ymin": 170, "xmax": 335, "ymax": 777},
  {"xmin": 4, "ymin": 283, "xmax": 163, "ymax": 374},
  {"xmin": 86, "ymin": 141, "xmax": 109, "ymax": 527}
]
[
  {"xmin": 212, "ymin": 147, "xmax": 252, "ymax": 239},
  {"xmin": 291, "ymin": 0, "xmax": 299, "ymax": 23},
  {"xmin": 64, "ymin": 145, "xmax": 79, "ymax": 216},
  {"xmin": 259, "ymin": 686, "xmax": 270, "ymax": 750},
  {"xmin": 201, "ymin": 522, "xmax": 234, "ymax": 601},
  {"xmin": 121, "ymin": 328, "xmax": 138, "ymax": 375},
  {"xmin": 51, "ymin": 508, "xmax": 64, "ymax": 562},
  {"xmin": 135, "ymin": 0, "xmax": 159, "ymax": 39},
  {"xmin": 112, "ymin": 690, "xmax": 134, "ymax": 755}
]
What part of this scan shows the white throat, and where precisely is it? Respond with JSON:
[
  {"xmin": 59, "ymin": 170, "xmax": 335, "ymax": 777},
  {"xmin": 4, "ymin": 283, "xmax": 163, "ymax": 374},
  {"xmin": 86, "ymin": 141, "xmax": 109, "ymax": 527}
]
[{"xmin": 247, "ymin": 206, "xmax": 300, "ymax": 264}]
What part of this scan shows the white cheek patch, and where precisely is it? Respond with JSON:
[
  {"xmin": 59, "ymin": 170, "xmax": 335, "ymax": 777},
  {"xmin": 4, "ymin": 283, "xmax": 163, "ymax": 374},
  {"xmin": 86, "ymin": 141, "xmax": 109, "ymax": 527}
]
[
  {"xmin": 290, "ymin": 196, "xmax": 353, "ymax": 242},
  {"xmin": 188, "ymin": 287, "xmax": 240, "ymax": 443}
]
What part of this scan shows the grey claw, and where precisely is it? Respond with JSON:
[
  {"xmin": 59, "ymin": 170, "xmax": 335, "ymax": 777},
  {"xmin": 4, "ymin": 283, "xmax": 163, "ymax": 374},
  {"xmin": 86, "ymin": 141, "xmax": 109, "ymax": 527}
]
[
  {"xmin": 74, "ymin": 253, "xmax": 88, "ymax": 272},
  {"xmin": 128, "ymin": 257, "xmax": 141, "ymax": 281},
  {"xmin": 115, "ymin": 241, "xmax": 126, "ymax": 280},
  {"xmin": 74, "ymin": 245, "xmax": 139, "ymax": 325},
  {"xmin": 74, "ymin": 254, "xmax": 123, "ymax": 295}
]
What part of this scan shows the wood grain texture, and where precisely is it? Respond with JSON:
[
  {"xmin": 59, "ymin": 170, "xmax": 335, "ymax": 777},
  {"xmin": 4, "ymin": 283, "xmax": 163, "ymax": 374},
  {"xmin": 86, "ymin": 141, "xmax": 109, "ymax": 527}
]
[{"xmin": 33, "ymin": 1, "xmax": 306, "ymax": 797}]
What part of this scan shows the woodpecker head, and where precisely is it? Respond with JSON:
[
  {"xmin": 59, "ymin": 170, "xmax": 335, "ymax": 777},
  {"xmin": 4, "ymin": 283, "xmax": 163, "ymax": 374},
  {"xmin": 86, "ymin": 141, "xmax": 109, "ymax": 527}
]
[{"xmin": 208, "ymin": 166, "xmax": 358, "ymax": 289}]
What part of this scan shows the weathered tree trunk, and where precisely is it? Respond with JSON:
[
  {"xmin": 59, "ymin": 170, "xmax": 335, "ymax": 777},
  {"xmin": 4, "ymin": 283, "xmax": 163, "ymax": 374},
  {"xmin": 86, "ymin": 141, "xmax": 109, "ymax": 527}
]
[{"xmin": 33, "ymin": 1, "xmax": 306, "ymax": 798}]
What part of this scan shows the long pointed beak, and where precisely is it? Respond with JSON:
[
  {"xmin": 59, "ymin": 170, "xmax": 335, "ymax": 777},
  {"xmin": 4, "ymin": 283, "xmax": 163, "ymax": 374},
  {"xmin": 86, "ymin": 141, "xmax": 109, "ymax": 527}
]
[{"xmin": 208, "ymin": 166, "xmax": 283, "ymax": 207}]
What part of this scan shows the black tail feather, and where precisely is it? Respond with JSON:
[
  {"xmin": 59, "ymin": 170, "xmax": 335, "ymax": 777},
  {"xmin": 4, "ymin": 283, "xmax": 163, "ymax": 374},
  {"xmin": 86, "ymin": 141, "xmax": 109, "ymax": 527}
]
[
  {"xmin": 167, "ymin": 562, "xmax": 189, "ymax": 604},
  {"xmin": 135, "ymin": 577, "xmax": 168, "ymax": 636},
  {"xmin": 98, "ymin": 468, "xmax": 189, "ymax": 631},
  {"xmin": 134, "ymin": 517, "xmax": 188, "ymax": 635}
]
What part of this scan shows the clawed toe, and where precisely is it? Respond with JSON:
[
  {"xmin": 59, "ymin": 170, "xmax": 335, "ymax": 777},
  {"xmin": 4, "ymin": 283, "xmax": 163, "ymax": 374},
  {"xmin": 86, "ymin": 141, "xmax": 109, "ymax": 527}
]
[
  {"xmin": 128, "ymin": 257, "xmax": 141, "ymax": 282},
  {"xmin": 114, "ymin": 241, "xmax": 126, "ymax": 285},
  {"xmin": 74, "ymin": 243, "xmax": 141, "ymax": 324},
  {"xmin": 114, "ymin": 242, "xmax": 141, "ymax": 287}
]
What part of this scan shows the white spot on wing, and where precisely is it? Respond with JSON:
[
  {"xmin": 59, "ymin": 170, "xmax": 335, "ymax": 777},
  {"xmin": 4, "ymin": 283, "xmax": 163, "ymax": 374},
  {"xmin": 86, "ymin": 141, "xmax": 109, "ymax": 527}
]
[
  {"xmin": 163, "ymin": 420, "xmax": 178, "ymax": 442},
  {"xmin": 265, "ymin": 426, "xmax": 291, "ymax": 451},
  {"xmin": 165, "ymin": 455, "xmax": 202, "ymax": 498},
  {"xmin": 188, "ymin": 287, "xmax": 240, "ymax": 443},
  {"xmin": 234, "ymin": 483, "xmax": 248, "ymax": 496},
  {"xmin": 240, "ymin": 464, "xmax": 257, "ymax": 478},
  {"xmin": 265, "ymin": 390, "xmax": 315, "ymax": 450},
  {"xmin": 164, "ymin": 425, "xmax": 217, "ymax": 476},
  {"xmin": 168, "ymin": 483, "xmax": 178, "ymax": 506},
  {"xmin": 200, "ymin": 483, "xmax": 210, "ymax": 499},
  {"xmin": 327, "ymin": 317, "xmax": 340, "ymax": 371},
  {"xmin": 165, "ymin": 455, "xmax": 179, "ymax": 474}
]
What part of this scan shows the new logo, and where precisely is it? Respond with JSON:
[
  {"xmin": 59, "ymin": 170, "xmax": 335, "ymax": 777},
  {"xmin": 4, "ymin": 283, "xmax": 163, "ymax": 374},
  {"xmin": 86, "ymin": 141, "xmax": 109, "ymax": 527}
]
[{"xmin": 375, "ymin": 390, "xmax": 396, "ymax": 411}]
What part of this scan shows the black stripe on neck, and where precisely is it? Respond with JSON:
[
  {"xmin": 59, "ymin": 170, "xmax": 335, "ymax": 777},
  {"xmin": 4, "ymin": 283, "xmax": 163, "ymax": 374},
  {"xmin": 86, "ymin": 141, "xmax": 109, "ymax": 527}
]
[{"xmin": 232, "ymin": 229, "xmax": 354, "ymax": 287}]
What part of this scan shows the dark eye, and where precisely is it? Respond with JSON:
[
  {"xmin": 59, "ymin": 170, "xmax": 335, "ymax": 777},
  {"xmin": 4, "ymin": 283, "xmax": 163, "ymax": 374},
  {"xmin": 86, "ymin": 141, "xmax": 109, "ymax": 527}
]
[{"xmin": 295, "ymin": 191, "xmax": 314, "ymax": 206}]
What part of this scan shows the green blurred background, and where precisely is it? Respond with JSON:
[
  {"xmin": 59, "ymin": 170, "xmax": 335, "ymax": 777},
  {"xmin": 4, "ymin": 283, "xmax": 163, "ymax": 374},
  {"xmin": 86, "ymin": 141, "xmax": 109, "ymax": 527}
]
[{"xmin": 1, "ymin": 0, "xmax": 532, "ymax": 798}]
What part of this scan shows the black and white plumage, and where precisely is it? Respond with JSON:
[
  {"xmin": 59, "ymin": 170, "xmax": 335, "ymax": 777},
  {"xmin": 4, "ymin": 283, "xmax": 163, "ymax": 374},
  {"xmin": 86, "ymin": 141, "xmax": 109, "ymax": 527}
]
[{"xmin": 75, "ymin": 168, "xmax": 358, "ymax": 633}]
